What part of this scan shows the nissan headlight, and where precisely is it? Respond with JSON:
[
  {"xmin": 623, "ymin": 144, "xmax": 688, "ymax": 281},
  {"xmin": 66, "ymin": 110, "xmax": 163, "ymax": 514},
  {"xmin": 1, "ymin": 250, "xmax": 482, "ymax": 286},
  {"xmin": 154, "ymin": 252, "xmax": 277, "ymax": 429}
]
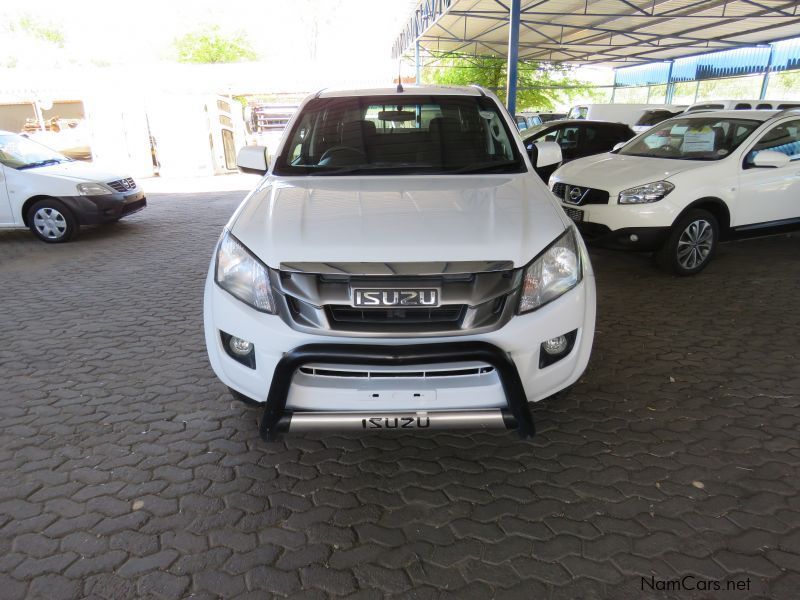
[
  {"xmin": 215, "ymin": 231, "xmax": 276, "ymax": 314},
  {"xmin": 518, "ymin": 228, "xmax": 581, "ymax": 314},
  {"xmin": 618, "ymin": 181, "xmax": 674, "ymax": 204},
  {"xmin": 76, "ymin": 182, "xmax": 113, "ymax": 196}
]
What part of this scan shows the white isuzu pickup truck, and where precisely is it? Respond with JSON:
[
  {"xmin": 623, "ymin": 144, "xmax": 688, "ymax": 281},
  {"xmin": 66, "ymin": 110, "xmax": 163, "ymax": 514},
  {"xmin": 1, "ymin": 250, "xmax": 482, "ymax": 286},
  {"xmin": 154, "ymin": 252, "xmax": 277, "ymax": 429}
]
[{"xmin": 203, "ymin": 85, "xmax": 596, "ymax": 441}]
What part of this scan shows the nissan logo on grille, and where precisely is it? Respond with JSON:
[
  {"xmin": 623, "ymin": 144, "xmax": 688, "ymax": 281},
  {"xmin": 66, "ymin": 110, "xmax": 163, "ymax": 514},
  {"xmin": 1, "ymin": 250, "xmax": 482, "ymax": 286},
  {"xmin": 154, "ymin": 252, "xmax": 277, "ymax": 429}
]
[
  {"xmin": 353, "ymin": 289, "xmax": 439, "ymax": 307},
  {"xmin": 567, "ymin": 186, "xmax": 585, "ymax": 204}
]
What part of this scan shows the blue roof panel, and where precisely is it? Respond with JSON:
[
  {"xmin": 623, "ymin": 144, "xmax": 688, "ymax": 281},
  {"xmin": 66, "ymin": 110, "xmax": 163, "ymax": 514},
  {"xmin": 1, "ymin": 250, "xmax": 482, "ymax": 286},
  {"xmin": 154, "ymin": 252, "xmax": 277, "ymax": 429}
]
[{"xmin": 614, "ymin": 36, "xmax": 800, "ymax": 87}]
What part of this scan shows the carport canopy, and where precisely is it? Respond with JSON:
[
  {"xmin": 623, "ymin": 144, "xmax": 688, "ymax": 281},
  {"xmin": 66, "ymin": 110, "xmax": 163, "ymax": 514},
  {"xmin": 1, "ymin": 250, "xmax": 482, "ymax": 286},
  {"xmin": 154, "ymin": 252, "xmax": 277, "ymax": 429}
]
[{"xmin": 394, "ymin": 0, "xmax": 800, "ymax": 113}]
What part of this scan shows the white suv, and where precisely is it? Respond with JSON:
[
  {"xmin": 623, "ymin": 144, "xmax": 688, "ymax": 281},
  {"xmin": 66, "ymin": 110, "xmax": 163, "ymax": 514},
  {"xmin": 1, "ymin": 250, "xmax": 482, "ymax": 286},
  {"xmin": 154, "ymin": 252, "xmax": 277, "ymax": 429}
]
[
  {"xmin": 550, "ymin": 109, "xmax": 800, "ymax": 275},
  {"xmin": 203, "ymin": 86, "xmax": 596, "ymax": 440}
]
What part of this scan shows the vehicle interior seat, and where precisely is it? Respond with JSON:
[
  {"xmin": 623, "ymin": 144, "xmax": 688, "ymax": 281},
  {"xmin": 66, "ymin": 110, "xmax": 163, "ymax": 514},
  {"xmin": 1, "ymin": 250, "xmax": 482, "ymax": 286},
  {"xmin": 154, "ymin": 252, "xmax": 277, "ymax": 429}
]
[
  {"xmin": 339, "ymin": 120, "xmax": 376, "ymax": 152},
  {"xmin": 712, "ymin": 126, "xmax": 726, "ymax": 151},
  {"xmin": 429, "ymin": 117, "xmax": 480, "ymax": 168}
]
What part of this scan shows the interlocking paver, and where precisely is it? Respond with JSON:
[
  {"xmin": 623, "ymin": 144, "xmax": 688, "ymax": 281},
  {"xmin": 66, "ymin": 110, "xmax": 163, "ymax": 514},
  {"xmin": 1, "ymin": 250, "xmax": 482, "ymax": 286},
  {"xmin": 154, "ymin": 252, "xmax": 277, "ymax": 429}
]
[{"xmin": 1, "ymin": 188, "xmax": 798, "ymax": 598}]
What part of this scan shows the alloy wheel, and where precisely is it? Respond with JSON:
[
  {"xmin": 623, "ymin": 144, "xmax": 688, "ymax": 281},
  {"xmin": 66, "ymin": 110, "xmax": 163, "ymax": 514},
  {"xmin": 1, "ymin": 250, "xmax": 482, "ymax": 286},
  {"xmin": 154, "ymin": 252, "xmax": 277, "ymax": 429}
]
[{"xmin": 676, "ymin": 219, "xmax": 713, "ymax": 270}]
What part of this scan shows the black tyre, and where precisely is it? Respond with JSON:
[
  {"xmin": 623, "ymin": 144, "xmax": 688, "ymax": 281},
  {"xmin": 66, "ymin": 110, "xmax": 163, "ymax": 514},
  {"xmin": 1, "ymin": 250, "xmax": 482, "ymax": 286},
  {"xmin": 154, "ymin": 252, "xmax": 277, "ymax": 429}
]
[
  {"xmin": 27, "ymin": 198, "xmax": 78, "ymax": 243},
  {"xmin": 228, "ymin": 387, "xmax": 261, "ymax": 406},
  {"xmin": 657, "ymin": 209, "xmax": 719, "ymax": 276}
]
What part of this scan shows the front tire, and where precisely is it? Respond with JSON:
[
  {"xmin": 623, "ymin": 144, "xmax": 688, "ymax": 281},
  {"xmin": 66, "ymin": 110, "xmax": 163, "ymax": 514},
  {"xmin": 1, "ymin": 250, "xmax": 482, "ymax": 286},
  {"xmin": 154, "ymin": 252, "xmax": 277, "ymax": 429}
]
[
  {"xmin": 657, "ymin": 209, "xmax": 718, "ymax": 276},
  {"xmin": 27, "ymin": 199, "xmax": 78, "ymax": 243}
]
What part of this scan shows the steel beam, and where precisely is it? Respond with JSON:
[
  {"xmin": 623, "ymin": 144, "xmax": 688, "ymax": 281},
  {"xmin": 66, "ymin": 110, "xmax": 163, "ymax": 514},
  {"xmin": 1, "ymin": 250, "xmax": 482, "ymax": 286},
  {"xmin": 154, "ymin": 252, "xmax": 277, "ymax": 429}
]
[
  {"xmin": 505, "ymin": 0, "xmax": 521, "ymax": 115},
  {"xmin": 415, "ymin": 40, "xmax": 421, "ymax": 84}
]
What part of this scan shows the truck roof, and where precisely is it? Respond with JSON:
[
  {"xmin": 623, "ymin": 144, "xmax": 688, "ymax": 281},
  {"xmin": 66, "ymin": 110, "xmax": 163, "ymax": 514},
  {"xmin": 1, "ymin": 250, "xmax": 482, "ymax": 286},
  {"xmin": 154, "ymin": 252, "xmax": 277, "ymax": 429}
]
[{"xmin": 316, "ymin": 85, "xmax": 485, "ymax": 98}]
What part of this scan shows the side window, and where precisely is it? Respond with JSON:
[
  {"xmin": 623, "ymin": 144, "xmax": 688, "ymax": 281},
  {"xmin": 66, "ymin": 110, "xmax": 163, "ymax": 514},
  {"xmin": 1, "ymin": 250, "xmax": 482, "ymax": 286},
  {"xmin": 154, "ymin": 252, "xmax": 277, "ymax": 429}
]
[
  {"xmin": 745, "ymin": 119, "xmax": 800, "ymax": 165},
  {"xmin": 556, "ymin": 126, "xmax": 579, "ymax": 146},
  {"xmin": 527, "ymin": 128, "xmax": 553, "ymax": 145},
  {"xmin": 734, "ymin": 103, "xmax": 752, "ymax": 110},
  {"xmin": 581, "ymin": 126, "xmax": 603, "ymax": 152},
  {"xmin": 756, "ymin": 103, "xmax": 773, "ymax": 110}
]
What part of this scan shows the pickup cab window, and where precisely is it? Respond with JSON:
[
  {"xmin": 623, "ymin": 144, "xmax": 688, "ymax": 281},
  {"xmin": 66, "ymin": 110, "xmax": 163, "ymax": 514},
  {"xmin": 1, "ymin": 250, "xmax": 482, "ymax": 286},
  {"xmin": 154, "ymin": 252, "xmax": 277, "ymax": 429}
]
[{"xmin": 274, "ymin": 95, "xmax": 525, "ymax": 175}]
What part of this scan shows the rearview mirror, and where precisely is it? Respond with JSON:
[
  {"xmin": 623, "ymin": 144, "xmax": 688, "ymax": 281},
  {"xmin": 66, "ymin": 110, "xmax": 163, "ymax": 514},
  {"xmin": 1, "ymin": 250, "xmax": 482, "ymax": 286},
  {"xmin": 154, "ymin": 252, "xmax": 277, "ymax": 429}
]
[
  {"xmin": 532, "ymin": 141, "xmax": 562, "ymax": 168},
  {"xmin": 751, "ymin": 149, "xmax": 790, "ymax": 168},
  {"xmin": 237, "ymin": 145, "xmax": 270, "ymax": 175}
]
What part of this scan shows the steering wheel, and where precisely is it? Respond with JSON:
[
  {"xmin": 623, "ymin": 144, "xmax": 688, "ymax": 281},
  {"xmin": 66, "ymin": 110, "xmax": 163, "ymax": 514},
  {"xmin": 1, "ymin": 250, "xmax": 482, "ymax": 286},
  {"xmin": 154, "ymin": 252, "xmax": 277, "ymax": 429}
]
[
  {"xmin": 655, "ymin": 143, "xmax": 680, "ymax": 156},
  {"xmin": 319, "ymin": 146, "xmax": 367, "ymax": 165}
]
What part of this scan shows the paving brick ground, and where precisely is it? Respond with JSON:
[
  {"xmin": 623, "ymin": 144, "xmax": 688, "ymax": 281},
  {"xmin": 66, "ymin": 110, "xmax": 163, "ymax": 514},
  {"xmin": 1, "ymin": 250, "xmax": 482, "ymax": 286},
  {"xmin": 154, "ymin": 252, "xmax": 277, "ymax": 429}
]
[{"xmin": 1, "ymin": 184, "xmax": 799, "ymax": 599}]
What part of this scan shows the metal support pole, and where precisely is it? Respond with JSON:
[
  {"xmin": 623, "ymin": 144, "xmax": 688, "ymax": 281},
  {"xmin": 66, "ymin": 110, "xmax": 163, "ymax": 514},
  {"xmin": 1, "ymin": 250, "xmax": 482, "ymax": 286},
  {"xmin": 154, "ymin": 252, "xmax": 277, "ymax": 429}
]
[
  {"xmin": 760, "ymin": 45, "xmax": 775, "ymax": 100},
  {"xmin": 610, "ymin": 86, "xmax": 616, "ymax": 103},
  {"xmin": 665, "ymin": 61, "xmax": 675, "ymax": 104},
  {"xmin": 415, "ymin": 40, "xmax": 421, "ymax": 84},
  {"xmin": 505, "ymin": 0, "xmax": 521, "ymax": 116}
]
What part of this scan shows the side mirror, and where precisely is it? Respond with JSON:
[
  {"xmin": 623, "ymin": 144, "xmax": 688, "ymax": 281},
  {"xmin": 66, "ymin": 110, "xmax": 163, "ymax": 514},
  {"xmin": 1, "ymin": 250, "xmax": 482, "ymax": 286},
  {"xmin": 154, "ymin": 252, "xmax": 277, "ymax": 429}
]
[
  {"xmin": 532, "ymin": 141, "xmax": 562, "ymax": 168},
  {"xmin": 237, "ymin": 145, "xmax": 269, "ymax": 175},
  {"xmin": 612, "ymin": 142, "xmax": 626, "ymax": 152},
  {"xmin": 751, "ymin": 149, "xmax": 790, "ymax": 168}
]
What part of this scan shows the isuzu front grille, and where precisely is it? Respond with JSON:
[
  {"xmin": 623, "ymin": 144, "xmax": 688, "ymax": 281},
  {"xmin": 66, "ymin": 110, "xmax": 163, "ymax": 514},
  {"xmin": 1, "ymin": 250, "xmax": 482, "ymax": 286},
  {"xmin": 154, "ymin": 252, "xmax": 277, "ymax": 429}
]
[{"xmin": 272, "ymin": 261, "xmax": 522, "ymax": 337}]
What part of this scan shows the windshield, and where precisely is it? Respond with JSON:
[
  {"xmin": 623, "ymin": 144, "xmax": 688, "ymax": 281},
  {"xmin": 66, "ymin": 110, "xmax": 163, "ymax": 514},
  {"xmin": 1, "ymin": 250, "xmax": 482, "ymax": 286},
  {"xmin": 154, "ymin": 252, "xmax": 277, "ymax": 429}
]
[
  {"xmin": 568, "ymin": 107, "xmax": 587, "ymax": 120},
  {"xmin": 0, "ymin": 134, "xmax": 69, "ymax": 169},
  {"xmin": 520, "ymin": 123, "xmax": 551, "ymax": 140},
  {"xmin": 274, "ymin": 95, "xmax": 525, "ymax": 176},
  {"xmin": 635, "ymin": 110, "xmax": 682, "ymax": 127},
  {"xmin": 618, "ymin": 117, "xmax": 761, "ymax": 160}
]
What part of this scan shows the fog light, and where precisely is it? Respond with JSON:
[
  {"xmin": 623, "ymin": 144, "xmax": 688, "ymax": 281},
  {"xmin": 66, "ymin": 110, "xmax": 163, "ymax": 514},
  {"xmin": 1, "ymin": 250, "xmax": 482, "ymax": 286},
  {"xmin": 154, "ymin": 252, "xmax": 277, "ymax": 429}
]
[
  {"xmin": 220, "ymin": 331, "xmax": 256, "ymax": 369},
  {"xmin": 539, "ymin": 330, "xmax": 578, "ymax": 368},
  {"xmin": 229, "ymin": 336, "xmax": 253, "ymax": 356},
  {"xmin": 542, "ymin": 335, "xmax": 568, "ymax": 355},
  {"xmin": 630, "ymin": 234, "xmax": 639, "ymax": 242}
]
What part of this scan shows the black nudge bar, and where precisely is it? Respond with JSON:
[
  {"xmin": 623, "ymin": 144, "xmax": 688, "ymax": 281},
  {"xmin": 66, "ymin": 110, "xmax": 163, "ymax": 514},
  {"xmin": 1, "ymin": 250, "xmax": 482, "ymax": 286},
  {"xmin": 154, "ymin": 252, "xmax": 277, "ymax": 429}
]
[{"xmin": 259, "ymin": 341, "xmax": 535, "ymax": 441}]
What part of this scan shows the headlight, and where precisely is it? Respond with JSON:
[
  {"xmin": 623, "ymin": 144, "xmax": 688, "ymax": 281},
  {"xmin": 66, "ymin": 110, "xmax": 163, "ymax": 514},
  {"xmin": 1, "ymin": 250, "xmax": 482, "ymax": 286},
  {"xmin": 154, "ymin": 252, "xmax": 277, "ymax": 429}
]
[
  {"xmin": 215, "ymin": 230, "xmax": 276, "ymax": 314},
  {"xmin": 76, "ymin": 182, "xmax": 113, "ymax": 196},
  {"xmin": 618, "ymin": 181, "xmax": 674, "ymax": 204},
  {"xmin": 518, "ymin": 228, "xmax": 581, "ymax": 314}
]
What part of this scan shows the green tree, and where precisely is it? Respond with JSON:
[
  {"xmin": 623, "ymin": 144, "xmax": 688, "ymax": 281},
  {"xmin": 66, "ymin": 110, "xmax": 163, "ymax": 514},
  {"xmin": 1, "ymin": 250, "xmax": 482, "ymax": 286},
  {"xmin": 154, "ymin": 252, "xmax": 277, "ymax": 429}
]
[
  {"xmin": 422, "ymin": 54, "xmax": 598, "ymax": 110},
  {"xmin": 174, "ymin": 25, "xmax": 257, "ymax": 64},
  {"xmin": 9, "ymin": 14, "xmax": 65, "ymax": 47}
]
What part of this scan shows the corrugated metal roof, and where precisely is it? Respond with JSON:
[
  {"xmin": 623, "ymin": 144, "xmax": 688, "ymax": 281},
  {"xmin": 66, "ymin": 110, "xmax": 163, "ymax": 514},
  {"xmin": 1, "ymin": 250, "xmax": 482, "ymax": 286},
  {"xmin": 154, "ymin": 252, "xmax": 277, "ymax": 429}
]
[
  {"xmin": 394, "ymin": 0, "xmax": 800, "ymax": 67},
  {"xmin": 614, "ymin": 36, "xmax": 800, "ymax": 86}
]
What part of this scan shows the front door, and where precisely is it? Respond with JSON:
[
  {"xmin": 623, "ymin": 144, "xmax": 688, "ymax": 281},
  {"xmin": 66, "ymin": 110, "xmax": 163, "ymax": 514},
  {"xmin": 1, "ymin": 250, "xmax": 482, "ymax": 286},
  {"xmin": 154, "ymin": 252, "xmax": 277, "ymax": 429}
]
[
  {"xmin": 0, "ymin": 165, "xmax": 14, "ymax": 225},
  {"xmin": 737, "ymin": 119, "xmax": 800, "ymax": 226}
]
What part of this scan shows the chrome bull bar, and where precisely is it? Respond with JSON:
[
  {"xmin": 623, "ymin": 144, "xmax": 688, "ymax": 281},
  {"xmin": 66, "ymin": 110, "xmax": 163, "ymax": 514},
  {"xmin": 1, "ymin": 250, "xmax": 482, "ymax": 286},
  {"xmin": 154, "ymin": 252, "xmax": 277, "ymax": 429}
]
[
  {"xmin": 278, "ymin": 409, "xmax": 517, "ymax": 432},
  {"xmin": 260, "ymin": 341, "xmax": 535, "ymax": 441}
]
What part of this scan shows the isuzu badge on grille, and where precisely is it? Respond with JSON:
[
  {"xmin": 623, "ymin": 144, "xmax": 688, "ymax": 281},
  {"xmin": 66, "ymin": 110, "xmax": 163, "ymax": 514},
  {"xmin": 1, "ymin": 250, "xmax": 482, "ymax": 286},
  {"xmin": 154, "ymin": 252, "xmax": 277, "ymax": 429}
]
[{"xmin": 353, "ymin": 289, "xmax": 439, "ymax": 307}]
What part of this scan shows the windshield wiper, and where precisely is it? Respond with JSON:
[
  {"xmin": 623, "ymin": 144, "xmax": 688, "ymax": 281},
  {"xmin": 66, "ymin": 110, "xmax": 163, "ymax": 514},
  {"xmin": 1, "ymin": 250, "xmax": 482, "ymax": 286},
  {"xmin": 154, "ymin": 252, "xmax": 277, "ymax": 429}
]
[
  {"xmin": 450, "ymin": 160, "xmax": 520, "ymax": 174},
  {"xmin": 18, "ymin": 159, "xmax": 63, "ymax": 170}
]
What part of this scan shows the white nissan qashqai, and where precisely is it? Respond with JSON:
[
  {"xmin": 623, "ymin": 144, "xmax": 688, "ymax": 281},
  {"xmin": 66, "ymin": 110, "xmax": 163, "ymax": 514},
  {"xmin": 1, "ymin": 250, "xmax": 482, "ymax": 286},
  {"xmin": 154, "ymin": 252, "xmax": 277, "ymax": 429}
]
[
  {"xmin": 550, "ymin": 109, "xmax": 800, "ymax": 275},
  {"xmin": 204, "ymin": 86, "xmax": 596, "ymax": 441}
]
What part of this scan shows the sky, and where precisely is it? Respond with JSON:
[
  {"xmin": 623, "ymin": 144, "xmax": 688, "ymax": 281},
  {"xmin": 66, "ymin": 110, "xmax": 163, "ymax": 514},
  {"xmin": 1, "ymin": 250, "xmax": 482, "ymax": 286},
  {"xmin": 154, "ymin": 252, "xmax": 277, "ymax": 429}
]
[{"xmin": 0, "ymin": 0, "xmax": 418, "ymax": 80}]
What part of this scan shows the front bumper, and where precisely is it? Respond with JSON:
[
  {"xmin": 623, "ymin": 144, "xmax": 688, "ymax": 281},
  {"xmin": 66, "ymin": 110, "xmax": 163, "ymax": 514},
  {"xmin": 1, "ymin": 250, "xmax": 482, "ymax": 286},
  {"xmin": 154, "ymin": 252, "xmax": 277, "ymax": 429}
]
[
  {"xmin": 59, "ymin": 190, "xmax": 146, "ymax": 225},
  {"xmin": 204, "ymin": 257, "xmax": 596, "ymax": 438},
  {"xmin": 574, "ymin": 221, "xmax": 669, "ymax": 251}
]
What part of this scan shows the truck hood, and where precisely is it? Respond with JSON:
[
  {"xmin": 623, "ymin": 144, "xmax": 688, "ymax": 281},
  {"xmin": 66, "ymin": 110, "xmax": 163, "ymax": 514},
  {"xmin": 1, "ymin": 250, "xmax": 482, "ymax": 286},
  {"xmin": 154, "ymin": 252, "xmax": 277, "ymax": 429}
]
[
  {"xmin": 230, "ymin": 175, "xmax": 566, "ymax": 269},
  {"xmin": 552, "ymin": 153, "xmax": 707, "ymax": 193},
  {"xmin": 30, "ymin": 160, "xmax": 129, "ymax": 183}
]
